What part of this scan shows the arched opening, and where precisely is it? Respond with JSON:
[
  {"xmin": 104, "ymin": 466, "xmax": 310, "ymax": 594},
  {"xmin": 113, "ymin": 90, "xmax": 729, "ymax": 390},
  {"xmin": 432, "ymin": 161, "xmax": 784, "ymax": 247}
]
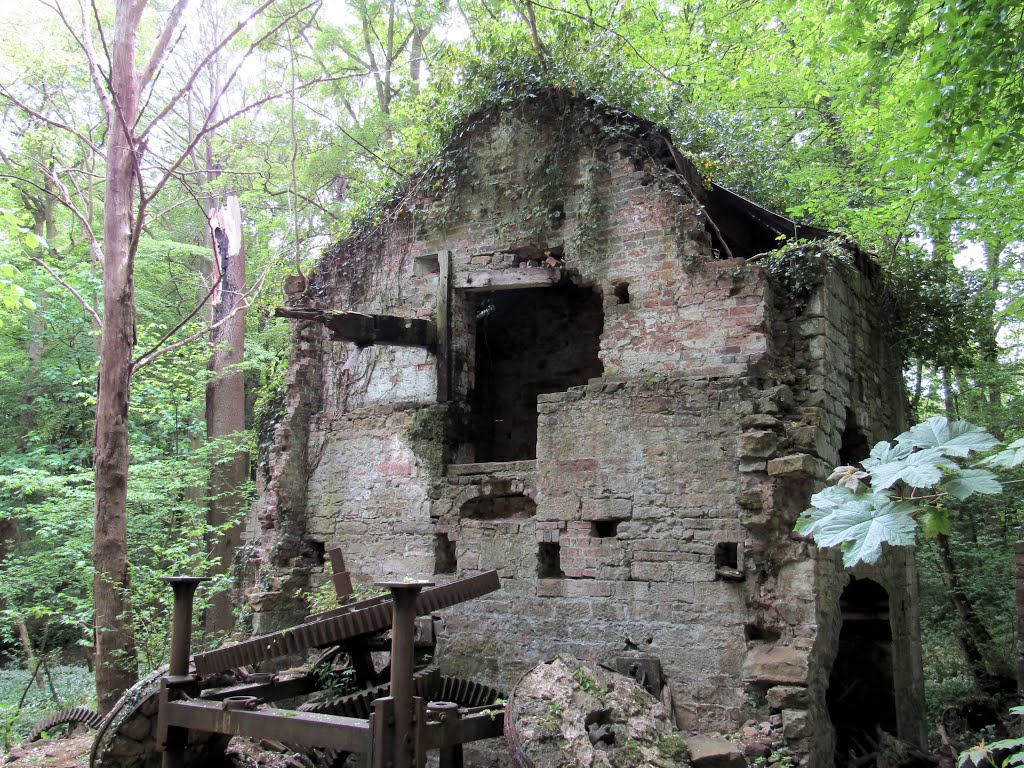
[
  {"xmin": 828, "ymin": 577, "xmax": 898, "ymax": 765},
  {"xmin": 839, "ymin": 412, "xmax": 870, "ymax": 466}
]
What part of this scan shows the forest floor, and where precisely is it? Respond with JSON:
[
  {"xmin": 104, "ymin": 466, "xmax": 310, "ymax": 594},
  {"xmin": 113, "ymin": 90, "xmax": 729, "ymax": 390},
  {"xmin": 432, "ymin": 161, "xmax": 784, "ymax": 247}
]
[
  {"xmin": 1, "ymin": 733, "xmax": 317, "ymax": 768},
  {"xmin": 1, "ymin": 732, "xmax": 90, "ymax": 767}
]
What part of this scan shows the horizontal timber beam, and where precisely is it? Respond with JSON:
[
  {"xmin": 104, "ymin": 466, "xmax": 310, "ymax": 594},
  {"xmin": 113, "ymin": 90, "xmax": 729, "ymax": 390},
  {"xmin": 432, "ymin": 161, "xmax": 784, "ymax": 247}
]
[
  {"xmin": 275, "ymin": 307, "xmax": 436, "ymax": 350},
  {"xmin": 454, "ymin": 267, "xmax": 563, "ymax": 292}
]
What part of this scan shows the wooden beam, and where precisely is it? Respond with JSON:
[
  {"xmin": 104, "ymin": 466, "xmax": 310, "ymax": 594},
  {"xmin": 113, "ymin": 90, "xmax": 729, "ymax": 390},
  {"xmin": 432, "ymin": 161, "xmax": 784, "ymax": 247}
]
[
  {"xmin": 437, "ymin": 250, "xmax": 452, "ymax": 403},
  {"xmin": 454, "ymin": 267, "xmax": 562, "ymax": 292},
  {"xmin": 275, "ymin": 308, "xmax": 436, "ymax": 351}
]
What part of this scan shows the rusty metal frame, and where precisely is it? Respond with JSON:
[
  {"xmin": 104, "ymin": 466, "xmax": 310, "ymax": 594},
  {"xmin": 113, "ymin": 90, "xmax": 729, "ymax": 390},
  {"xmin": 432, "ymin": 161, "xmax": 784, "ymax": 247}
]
[{"xmin": 156, "ymin": 554, "xmax": 505, "ymax": 768}]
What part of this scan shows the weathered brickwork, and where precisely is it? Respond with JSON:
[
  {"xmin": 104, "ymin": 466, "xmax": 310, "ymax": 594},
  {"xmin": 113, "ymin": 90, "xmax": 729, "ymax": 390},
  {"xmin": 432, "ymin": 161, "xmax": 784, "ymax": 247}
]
[{"xmin": 245, "ymin": 93, "xmax": 925, "ymax": 764}]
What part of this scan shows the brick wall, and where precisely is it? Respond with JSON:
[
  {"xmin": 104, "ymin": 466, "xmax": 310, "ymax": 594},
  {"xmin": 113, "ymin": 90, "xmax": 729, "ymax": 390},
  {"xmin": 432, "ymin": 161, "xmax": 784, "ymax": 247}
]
[{"xmin": 248, "ymin": 95, "xmax": 924, "ymax": 763}]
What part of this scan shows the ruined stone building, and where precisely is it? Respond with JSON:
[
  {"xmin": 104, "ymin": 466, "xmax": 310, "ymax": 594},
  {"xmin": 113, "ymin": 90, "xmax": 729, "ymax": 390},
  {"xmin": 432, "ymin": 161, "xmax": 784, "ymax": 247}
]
[{"xmin": 246, "ymin": 91, "xmax": 926, "ymax": 764}]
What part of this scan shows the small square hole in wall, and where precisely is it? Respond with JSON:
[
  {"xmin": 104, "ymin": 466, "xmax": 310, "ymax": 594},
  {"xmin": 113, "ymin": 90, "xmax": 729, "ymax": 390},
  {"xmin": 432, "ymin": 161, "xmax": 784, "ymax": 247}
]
[
  {"xmin": 613, "ymin": 282, "xmax": 630, "ymax": 305},
  {"xmin": 592, "ymin": 520, "xmax": 619, "ymax": 538},
  {"xmin": 715, "ymin": 542, "xmax": 739, "ymax": 569},
  {"xmin": 304, "ymin": 539, "xmax": 326, "ymax": 567},
  {"xmin": 434, "ymin": 533, "xmax": 457, "ymax": 575},
  {"xmin": 537, "ymin": 542, "xmax": 564, "ymax": 578},
  {"xmin": 414, "ymin": 254, "xmax": 440, "ymax": 277},
  {"xmin": 715, "ymin": 542, "xmax": 745, "ymax": 581}
]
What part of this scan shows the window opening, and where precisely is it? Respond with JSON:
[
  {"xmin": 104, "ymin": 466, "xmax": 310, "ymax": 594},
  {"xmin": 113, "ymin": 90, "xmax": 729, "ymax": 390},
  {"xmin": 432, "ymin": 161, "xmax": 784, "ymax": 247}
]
[
  {"xmin": 472, "ymin": 283, "xmax": 603, "ymax": 462},
  {"xmin": 593, "ymin": 520, "xmax": 619, "ymax": 538}
]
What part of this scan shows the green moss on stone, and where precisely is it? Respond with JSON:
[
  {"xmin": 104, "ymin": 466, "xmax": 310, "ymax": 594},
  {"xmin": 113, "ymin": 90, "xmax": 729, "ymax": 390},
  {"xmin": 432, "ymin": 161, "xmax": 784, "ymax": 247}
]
[{"xmin": 407, "ymin": 404, "xmax": 452, "ymax": 477}]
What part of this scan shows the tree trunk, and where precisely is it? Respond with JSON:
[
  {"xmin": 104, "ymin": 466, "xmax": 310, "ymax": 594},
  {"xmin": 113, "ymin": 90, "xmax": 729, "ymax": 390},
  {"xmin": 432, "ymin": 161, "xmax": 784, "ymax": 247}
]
[
  {"xmin": 933, "ymin": 532, "xmax": 995, "ymax": 696},
  {"xmin": 203, "ymin": 195, "xmax": 248, "ymax": 636},
  {"xmin": 93, "ymin": 0, "xmax": 144, "ymax": 714}
]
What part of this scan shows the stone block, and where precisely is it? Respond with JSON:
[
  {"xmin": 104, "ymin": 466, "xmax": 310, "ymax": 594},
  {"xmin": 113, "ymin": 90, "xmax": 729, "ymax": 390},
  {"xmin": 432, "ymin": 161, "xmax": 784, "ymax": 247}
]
[
  {"xmin": 790, "ymin": 425, "xmax": 832, "ymax": 460},
  {"xmin": 741, "ymin": 644, "xmax": 809, "ymax": 685},
  {"xmin": 685, "ymin": 735, "xmax": 746, "ymax": 768},
  {"xmin": 767, "ymin": 685, "xmax": 807, "ymax": 710},
  {"xmin": 739, "ymin": 414, "xmax": 782, "ymax": 429},
  {"xmin": 737, "ymin": 430, "xmax": 778, "ymax": 459},
  {"xmin": 782, "ymin": 708, "xmax": 810, "ymax": 739},
  {"xmin": 766, "ymin": 453, "xmax": 815, "ymax": 477},
  {"xmin": 581, "ymin": 496, "xmax": 633, "ymax": 521}
]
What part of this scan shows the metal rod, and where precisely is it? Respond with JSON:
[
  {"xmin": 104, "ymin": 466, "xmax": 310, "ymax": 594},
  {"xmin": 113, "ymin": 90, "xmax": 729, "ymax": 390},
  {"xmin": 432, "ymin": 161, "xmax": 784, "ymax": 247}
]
[{"xmin": 377, "ymin": 580, "xmax": 432, "ymax": 768}]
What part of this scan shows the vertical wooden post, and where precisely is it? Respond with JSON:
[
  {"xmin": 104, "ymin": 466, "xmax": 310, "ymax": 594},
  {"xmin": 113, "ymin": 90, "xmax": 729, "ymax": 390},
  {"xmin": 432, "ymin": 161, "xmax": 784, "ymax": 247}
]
[{"xmin": 436, "ymin": 250, "xmax": 452, "ymax": 403}]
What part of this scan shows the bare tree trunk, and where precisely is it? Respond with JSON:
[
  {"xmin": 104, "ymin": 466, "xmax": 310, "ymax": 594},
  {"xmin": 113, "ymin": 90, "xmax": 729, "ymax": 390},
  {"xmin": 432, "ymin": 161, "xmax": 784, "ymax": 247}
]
[
  {"xmin": 93, "ymin": 0, "xmax": 144, "ymax": 714},
  {"xmin": 203, "ymin": 195, "xmax": 248, "ymax": 636}
]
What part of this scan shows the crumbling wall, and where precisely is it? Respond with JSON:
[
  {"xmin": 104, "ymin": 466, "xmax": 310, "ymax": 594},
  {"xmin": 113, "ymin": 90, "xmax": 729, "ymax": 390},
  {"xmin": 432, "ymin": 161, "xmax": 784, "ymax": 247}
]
[{"xmin": 249, "ymin": 94, "xmax": 924, "ymax": 765}]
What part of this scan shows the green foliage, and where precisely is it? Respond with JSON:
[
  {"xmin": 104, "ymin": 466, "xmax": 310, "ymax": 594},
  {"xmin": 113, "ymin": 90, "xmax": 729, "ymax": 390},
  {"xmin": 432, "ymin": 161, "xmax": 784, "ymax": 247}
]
[
  {"xmin": 959, "ymin": 708, "xmax": 1024, "ymax": 767},
  {"xmin": 571, "ymin": 666, "xmax": 600, "ymax": 695},
  {"xmin": 796, "ymin": 417, "xmax": 1014, "ymax": 566},
  {"xmin": 0, "ymin": 433, "xmax": 255, "ymax": 673},
  {"xmin": 754, "ymin": 744, "xmax": 796, "ymax": 768},
  {"xmin": 0, "ymin": 663, "xmax": 94, "ymax": 746}
]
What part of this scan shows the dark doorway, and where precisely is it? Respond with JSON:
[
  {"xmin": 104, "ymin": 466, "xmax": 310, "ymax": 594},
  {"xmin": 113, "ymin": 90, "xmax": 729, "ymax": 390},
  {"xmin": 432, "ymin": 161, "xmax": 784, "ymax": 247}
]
[
  {"xmin": 472, "ymin": 284, "xmax": 603, "ymax": 462},
  {"xmin": 828, "ymin": 578, "xmax": 898, "ymax": 765}
]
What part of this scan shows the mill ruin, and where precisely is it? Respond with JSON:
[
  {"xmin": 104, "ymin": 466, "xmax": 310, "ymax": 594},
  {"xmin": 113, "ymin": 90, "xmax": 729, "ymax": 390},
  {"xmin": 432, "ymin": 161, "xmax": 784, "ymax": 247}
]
[{"xmin": 244, "ymin": 90, "xmax": 926, "ymax": 765}]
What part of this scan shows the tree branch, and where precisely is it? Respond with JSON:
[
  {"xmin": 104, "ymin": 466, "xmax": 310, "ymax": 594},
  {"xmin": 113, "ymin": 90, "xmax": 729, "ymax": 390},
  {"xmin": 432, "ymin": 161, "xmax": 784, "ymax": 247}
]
[
  {"xmin": 131, "ymin": 251, "xmax": 278, "ymax": 372},
  {"xmin": 137, "ymin": 0, "xmax": 284, "ymax": 137},
  {"xmin": 140, "ymin": 0, "xmax": 191, "ymax": 89},
  {"xmin": 0, "ymin": 85, "xmax": 105, "ymax": 157},
  {"xmin": 28, "ymin": 256, "xmax": 103, "ymax": 328},
  {"xmin": 142, "ymin": 72, "xmax": 361, "ymax": 207}
]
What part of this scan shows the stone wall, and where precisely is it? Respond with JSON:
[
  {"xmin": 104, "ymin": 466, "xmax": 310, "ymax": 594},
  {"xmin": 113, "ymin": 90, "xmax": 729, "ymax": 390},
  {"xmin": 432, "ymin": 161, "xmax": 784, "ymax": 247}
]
[{"xmin": 246, "ymin": 93, "xmax": 925, "ymax": 764}]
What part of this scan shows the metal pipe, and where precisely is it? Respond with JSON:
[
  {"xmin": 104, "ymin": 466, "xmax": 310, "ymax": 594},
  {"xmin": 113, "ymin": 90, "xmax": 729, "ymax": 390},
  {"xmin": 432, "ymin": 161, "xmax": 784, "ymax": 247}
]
[
  {"xmin": 160, "ymin": 576, "xmax": 208, "ymax": 768},
  {"xmin": 377, "ymin": 580, "xmax": 432, "ymax": 768},
  {"xmin": 161, "ymin": 576, "xmax": 209, "ymax": 677}
]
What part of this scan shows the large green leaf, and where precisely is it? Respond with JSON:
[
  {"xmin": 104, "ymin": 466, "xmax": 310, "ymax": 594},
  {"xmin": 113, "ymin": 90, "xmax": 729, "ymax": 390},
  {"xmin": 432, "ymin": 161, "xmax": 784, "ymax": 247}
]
[
  {"xmin": 921, "ymin": 507, "xmax": 951, "ymax": 537},
  {"xmin": 944, "ymin": 469, "xmax": 1002, "ymax": 500},
  {"xmin": 806, "ymin": 500, "xmax": 918, "ymax": 566},
  {"xmin": 861, "ymin": 439, "xmax": 913, "ymax": 469},
  {"xmin": 897, "ymin": 417, "xmax": 999, "ymax": 457},
  {"xmin": 795, "ymin": 486, "xmax": 891, "ymax": 537},
  {"xmin": 981, "ymin": 438, "xmax": 1024, "ymax": 469},
  {"xmin": 868, "ymin": 447, "xmax": 953, "ymax": 490}
]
